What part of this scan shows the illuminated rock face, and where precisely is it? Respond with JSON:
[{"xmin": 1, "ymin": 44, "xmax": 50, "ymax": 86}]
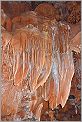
[
  {"xmin": 1, "ymin": 20, "xmax": 75, "ymax": 120},
  {"xmin": 1, "ymin": 2, "xmax": 80, "ymax": 121}
]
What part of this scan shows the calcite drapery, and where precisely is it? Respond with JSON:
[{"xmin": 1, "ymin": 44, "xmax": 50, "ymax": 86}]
[
  {"xmin": 1, "ymin": 24, "xmax": 52, "ymax": 120},
  {"xmin": 29, "ymin": 21, "xmax": 75, "ymax": 120},
  {"xmin": 1, "ymin": 10, "xmax": 80, "ymax": 120}
]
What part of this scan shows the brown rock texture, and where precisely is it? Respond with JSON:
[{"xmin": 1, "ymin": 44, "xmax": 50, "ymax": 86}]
[
  {"xmin": 1, "ymin": 1, "xmax": 31, "ymax": 19},
  {"xmin": 65, "ymin": 1, "xmax": 81, "ymax": 24},
  {"xmin": 1, "ymin": 1, "xmax": 81, "ymax": 121}
]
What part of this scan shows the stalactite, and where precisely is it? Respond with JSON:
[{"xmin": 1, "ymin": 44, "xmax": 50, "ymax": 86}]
[{"xmin": 1, "ymin": 1, "xmax": 81, "ymax": 121}]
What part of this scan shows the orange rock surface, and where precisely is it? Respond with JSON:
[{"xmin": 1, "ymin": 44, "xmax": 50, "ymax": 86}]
[{"xmin": 1, "ymin": 1, "xmax": 81, "ymax": 121}]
